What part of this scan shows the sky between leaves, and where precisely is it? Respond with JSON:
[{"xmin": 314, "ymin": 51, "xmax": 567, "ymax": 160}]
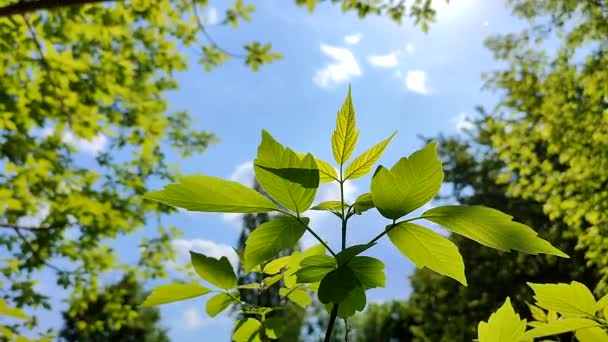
[{"xmin": 28, "ymin": 1, "xmax": 537, "ymax": 340}]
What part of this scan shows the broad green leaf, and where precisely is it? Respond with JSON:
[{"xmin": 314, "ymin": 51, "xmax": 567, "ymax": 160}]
[
  {"xmin": 254, "ymin": 130, "xmax": 319, "ymax": 213},
  {"xmin": 348, "ymin": 256, "xmax": 385, "ymax": 288},
  {"xmin": 205, "ymin": 292, "xmax": 237, "ymax": 317},
  {"xmin": 318, "ymin": 266, "xmax": 360, "ymax": 304},
  {"xmin": 190, "ymin": 251, "xmax": 237, "ymax": 290},
  {"xmin": 527, "ymin": 304, "xmax": 547, "ymax": 322},
  {"xmin": 344, "ymin": 131, "xmax": 397, "ymax": 180},
  {"xmin": 311, "ymin": 201, "xmax": 346, "ymax": 212},
  {"xmin": 528, "ymin": 281, "xmax": 596, "ymax": 317},
  {"xmin": 597, "ymin": 293, "xmax": 608, "ymax": 311},
  {"xmin": 264, "ymin": 317, "xmax": 286, "ymax": 339},
  {"xmin": 233, "ymin": 318, "xmax": 262, "ymax": 342},
  {"xmin": 338, "ymin": 286, "xmax": 366, "ymax": 318},
  {"xmin": 244, "ymin": 217, "xmax": 307, "ymax": 271},
  {"xmin": 388, "ymin": 222, "xmax": 466, "ymax": 285},
  {"xmin": 263, "ymin": 274, "xmax": 283, "ymax": 288},
  {"xmin": 316, "ymin": 158, "xmax": 338, "ymax": 182},
  {"xmin": 279, "ymin": 288, "xmax": 312, "ymax": 308},
  {"xmin": 141, "ymin": 283, "xmax": 211, "ymax": 307},
  {"xmin": 0, "ymin": 299, "xmax": 28, "ymax": 320},
  {"xmin": 295, "ymin": 255, "xmax": 335, "ymax": 283},
  {"xmin": 523, "ymin": 318, "xmax": 599, "ymax": 339},
  {"xmin": 332, "ymin": 86, "xmax": 359, "ymax": 165},
  {"xmin": 371, "ymin": 142, "xmax": 443, "ymax": 219},
  {"xmin": 238, "ymin": 283, "xmax": 261, "ymax": 290},
  {"xmin": 144, "ymin": 175, "xmax": 278, "ymax": 213},
  {"xmin": 335, "ymin": 244, "xmax": 374, "ymax": 266},
  {"xmin": 284, "ymin": 244, "xmax": 326, "ymax": 288},
  {"xmin": 263, "ymin": 256, "xmax": 290, "ymax": 275},
  {"xmin": 422, "ymin": 205, "xmax": 568, "ymax": 257},
  {"xmin": 352, "ymin": 192, "xmax": 374, "ymax": 214},
  {"xmin": 477, "ymin": 298, "xmax": 527, "ymax": 342},
  {"xmin": 575, "ymin": 326, "xmax": 608, "ymax": 342}
]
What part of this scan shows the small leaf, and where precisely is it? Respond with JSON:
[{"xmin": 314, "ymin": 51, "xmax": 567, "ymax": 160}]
[
  {"xmin": 371, "ymin": 142, "xmax": 443, "ymax": 219},
  {"xmin": 335, "ymin": 244, "xmax": 374, "ymax": 266},
  {"xmin": 337, "ymin": 286, "xmax": 366, "ymax": 318},
  {"xmin": 318, "ymin": 266, "xmax": 360, "ymax": 304},
  {"xmin": 316, "ymin": 158, "xmax": 338, "ymax": 182},
  {"xmin": 352, "ymin": 193, "xmax": 374, "ymax": 214},
  {"xmin": 238, "ymin": 283, "xmax": 261, "ymax": 290},
  {"xmin": 141, "ymin": 283, "xmax": 211, "ymax": 307},
  {"xmin": 0, "ymin": 299, "xmax": 28, "ymax": 320},
  {"xmin": 233, "ymin": 318, "xmax": 262, "ymax": 342},
  {"xmin": 284, "ymin": 245, "xmax": 326, "ymax": 288},
  {"xmin": 527, "ymin": 304, "xmax": 547, "ymax": 322},
  {"xmin": 254, "ymin": 130, "xmax": 319, "ymax": 213},
  {"xmin": 388, "ymin": 222, "xmax": 466, "ymax": 285},
  {"xmin": 344, "ymin": 131, "xmax": 396, "ymax": 180},
  {"xmin": 144, "ymin": 175, "xmax": 278, "ymax": 213},
  {"xmin": 279, "ymin": 288, "xmax": 312, "ymax": 308},
  {"xmin": 206, "ymin": 292, "xmax": 237, "ymax": 317},
  {"xmin": 597, "ymin": 293, "xmax": 608, "ymax": 311},
  {"xmin": 348, "ymin": 256, "xmax": 386, "ymax": 288},
  {"xmin": 244, "ymin": 217, "xmax": 307, "ymax": 271},
  {"xmin": 295, "ymin": 255, "xmax": 336, "ymax": 283},
  {"xmin": 528, "ymin": 281, "xmax": 596, "ymax": 317},
  {"xmin": 311, "ymin": 201, "xmax": 347, "ymax": 212},
  {"xmin": 263, "ymin": 256, "xmax": 290, "ymax": 275},
  {"xmin": 263, "ymin": 274, "xmax": 283, "ymax": 288},
  {"xmin": 523, "ymin": 318, "xmax": 599, "ymax": 339},
  {"xmin": 422, "ymin": 205, "xmax": 568, "ymax": 258},
  {"xmin": 332, "ymin": 85, "xmax": 359, "ymax": 165},
  {"xmin": 477, "ymin": 298, "xmax": 527, "ymax": 342},
  {"xmin": 264, "ymin": 317, "xmax": 286, "ymax": 339},
  {"xmin": 190, "ymin": 251, "xmax": 237, "ymax": 290}
]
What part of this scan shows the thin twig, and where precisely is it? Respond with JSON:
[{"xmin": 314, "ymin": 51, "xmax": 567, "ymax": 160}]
[
  {"xmin": 0, "ymin": 223, "xmax": 60, "ymax": 231},
  {"xmin": 11, "ymin": 227, "xmax": 67, "ymax": 274},
  {"xmin": 190, "ymin": 0, "xmax": 245, "ymax": 59}
]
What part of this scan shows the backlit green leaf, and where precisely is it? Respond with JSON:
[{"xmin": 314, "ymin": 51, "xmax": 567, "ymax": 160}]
[
  {"xmin": 262, "ymin": 256, "xmax": 290, "ymax": 275},
  {"xmin": 190, "ymin": 251, "xmax": 237, "ymax": 290},
  {"xmin": 311, "ymin": 201, "xmax": 346, "ymax": 212},
  {"xmin": 254, "ymin": 130, "xmax": 319, "ymax": 213},
  {"xmin": 388, "ymin": 222, "xmax": 466, "ymax": 285},
  {"xmin": 477, "ymin": 298, "xmax": 527, "ymax": 342},
  {"xmin": 0, "ymin": 299, "xmax": 28, "ymax": 320},
  {"xmin": 263, "ymin": 274, "xmax": 283, "ymax": 288},
  {"xmin": 528, "ymin": 281, "xmax": 596, "ymax": 317},
  {"xmin": 575, "ymin": 326, "xmax": 608, "ymax": 342},
  {"xmin": 422, "ymin": 205, "xmax": 568, "ymax": 257},
  {"xmin": 295, "ymin": 255, "xmax": 335, "ymax": 283},
  {"xmin": 144, "ymin": 175, "xmax": 279, "ymax": 213},
  {"xmin": 244, "ymin": 217, "xmax": 307, "ymax": 271},
  {"xmin": 348, "ymin": 256, "xmax": 386, "ymax": 288},
  {"xmin": 284, "ymin": 244, "xmax": 326, "ymax": 288},
  {"xmin": 337, "ymin": 286, "xmax": 366, "ymax": 318},
  {"xmin": 597, "ymin": 293, "xmax": 608, "ymax": 311},
  {"xmin": 316, "ymin": 158, "xmax": 338, "ymax": 182},
  {"xmin": 371, "ymin": 142, "xmax": 443, "ymax": 219},
  {"xmin": 318, "ymin": 266, "xmax": 360, "ymax": 304},
  {"xmin": 523, "ymin": 318, "xmax": 599, "ymax": 339},
  {"xmin": 332, "ymin": 86, "xmax": 359, "ymax": 165},
  {"xmin": 206, "ymin": 292, "xmax": 237, "ymax": 317},
  {"xmin": 279, "ymin": 288, "xmax": 312, "ymax": 308},
  {"xmin": 352, "ymin": 193, "xmax": 374, "ymax": 214},
  {"xmin": 335, "ymin": 244, "xmax": 374, "ymax": 266},
  {"xmin": 344, "ymin": 131, "xmax": 396, "ymax": 180},
  {"xmin": 233, "ymin": 318, "xmax": 262, "ymax": 342},
  {"xmin": 238, "ymin": 283, "xmax": 261, "ymax": 290},
  {"xmin": 141, "ymin": 283, "xmax": 211, "ymax": 307},
  {"xmin": 527, "ymin": 304, "xmax": 547, "ymax": 322}
]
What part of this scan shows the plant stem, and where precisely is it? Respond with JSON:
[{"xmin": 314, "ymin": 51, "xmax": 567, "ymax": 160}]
[
  {"xmin": 339, "ymin": 165, "xmax": 346, "ymax": 250},
  {"xmin": 279, "ymin": 210, "xmax": 337, "ymax": 257},
  {"xmin": 324, "ymin": 304, "xmax": 339, "ymax": 342},
  {"xmin": 367, "ymin": 217, "xmax": 421, "ymax": 246}
]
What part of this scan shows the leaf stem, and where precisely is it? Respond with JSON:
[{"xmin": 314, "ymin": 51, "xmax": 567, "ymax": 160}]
[
  {"xmin": 367, "ymin": 216, "xmax": 422, "ymax": 246},
  {"xmin": 324, "ymin": 304, "xmax": 339, "ymax": 342},
  {"xmin": 277, "ymin": 209, "xmax": 337, "ymax": 257}
]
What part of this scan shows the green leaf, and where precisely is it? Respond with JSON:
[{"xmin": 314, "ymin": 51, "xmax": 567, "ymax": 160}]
[
  {"xmin": 295, "ymin": 255, "xmax": 335, "ymax": 283},
  {"xmin": 254, "ymin": 130, "xmax": 319, "ymax": 213},
  {"xmin": 335, "ymin": 244, "xmax": 374, "ymax": 266},
  {"xmin": 523, "ymin": 318, "xmax": 599, "ymax": 339},
  {"xmin": 332, "ymin": 85, "xmax": 359, "ymax": 165},
  {"xmin": 316, "ymin": 158, "xmax": 338, "ymax": 182},
  {"xmin": 284, "ymin": 244, "xmax": 326, "ymax": 288},
  {"xmin": 597, "ymin": 293, "xmax": 608, "ymax": 311},
  {"xmin": 144, "ymin": 175, "xmax": 279, "ymax": 213},
  {"xmin": 422, "ymin": 205, "xmax": 569, "ymax": 258},
  {"xmin": 477, "ymin": 298, "xmax": 527, "ymax": 342},
  {"xmin": 371, "ymin": 142, "xmax": 443, "ymax": 219},
  {"xmin": 528, "ymin": 281, "xmax": 596, "ymax": 317},
  {"xmin": 575, "ymin": 326, "xmax": 608, "ymax": 342},
  {"xmin": 263, "ymin": 274, "xmax": 283, "ymax": 288},
  {"xmin": 190, "ymin": 251, "xmax": 237, "ymax": 290},
  {"xmin": 238, "ymin": 283, "xmax": 261, "ymax": 290},
  {"xmin": 337, "ymin": 286, "xmax": 366, "ymax": 318},
  {"xmin": 244, "ymin": 217, "xmax": 307, "ymax": 271},
  {"xmin": 348, "ymin": 256, "xmax": 386, "ymax": 288},
  {"xmin": 388, "ymin": 222, "xmax": 466, "ymax": 285},
  {"xmin": 527, "ymin": 304, "xmax": 547, "ymax": 322},
  {"xmin": 141, "ymin": 283, "xmax": 211, "ymax": 307},
  {"xmin": 262, "ymin": 256, "xmax": 290, "ymax": 275},
  {"xmin": 344, "ymin": 131, "xmax": 397, "ymax": 180},
  {"xmin": 264, "ymin": 317, "xmax": 286, "ymax": 339},
  {"xmin": 311, "ymin": 201, "xmax": 346, "ymax": 212},
  {"xmin": 318, "ymin": 266, "xmax": 360, "ymax": 304},
  {"xmin": 352, "ymin": 193, "xmax": 374, "ymax": 214},
  {"xmin": 205, "ymin": 292, "xmax": 237, "ymax": 317},
  {"xmin": 279, "ymin": 288, "xmax": 312, "ymax": 308},
  {"xmin": 0, "ymin": 299, "xmax": 28, "ymax": 320},
  {"xmin": 233, "ymin": 318, "xmax": 262, "ymax": 342}
]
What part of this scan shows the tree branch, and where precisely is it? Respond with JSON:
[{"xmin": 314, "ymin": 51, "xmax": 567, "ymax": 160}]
[
  {"xmin": 0, "ymin": 0, "xmax": 116, "ymax": 18},
  {"xmin": 0, "ymin": 223, "xmax": 60, "ymax": 231},
  {"xmin": 11, "ymin": 227, "xmax": 68, "ymax": 274},
  {"xmin": 190, "ymin": 0, "xmax": 245, "ymax": 59}
]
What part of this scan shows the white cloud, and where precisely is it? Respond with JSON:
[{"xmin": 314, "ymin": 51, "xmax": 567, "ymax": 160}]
[
  {"xmin": 17, "ymin": 202, "xmax": 50, "ymax": 227},
  {"xmin": 222, "ymin": 161, "xmax": 255, "ymax": 225},
  {"xmin": 172, "ymin": 239, "xmax": 239, "ymax": 271},
  {"xmin": 313, "ymin": 44, "xmax": 362, "ymax": 89},
  {"xmin": 41, "ymin": 126, "xmax": 107, "ymax": 156},
  {"xmin": 452, "ymin": 112, "xmax": 474, "ymax": 132},
  {"xmin": 344, "ymin": 33, "xmax": 363, "ymax": 45},
  {"xmin": 207, "ymin": 7, "xmax": 219, "ymax": 25},
  {"xmin": 405, "ymin": 43, "xmax": 415, "ymax": 54},
  {"xmin": 405, "ymin": 70, "xmax": 430, "ymax": 95},
  {"xmin": 367, "ymin": 52, "xmax": 399, "ymax": 68},
  {"xmin": 182, "ymin": 307, "xmax": 205, "ymax": 330},
  {"xmin": 482, "ymin": 21, "xmax": 489, "ymax": 27}
]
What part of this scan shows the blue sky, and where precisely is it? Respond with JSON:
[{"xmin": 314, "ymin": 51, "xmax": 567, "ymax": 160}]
[{"xmin": 27, "ymin": 0, "xmax": 532, "ymax": 340}]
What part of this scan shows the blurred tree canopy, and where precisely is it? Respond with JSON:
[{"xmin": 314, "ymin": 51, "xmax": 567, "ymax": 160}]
[
  {"xmin": 0, "ymin": 0, "xmax": 441, "ymax": 339},
  {"xmin": 59, "ymin": 274, "xmax": 169, "ymax": 342}
]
